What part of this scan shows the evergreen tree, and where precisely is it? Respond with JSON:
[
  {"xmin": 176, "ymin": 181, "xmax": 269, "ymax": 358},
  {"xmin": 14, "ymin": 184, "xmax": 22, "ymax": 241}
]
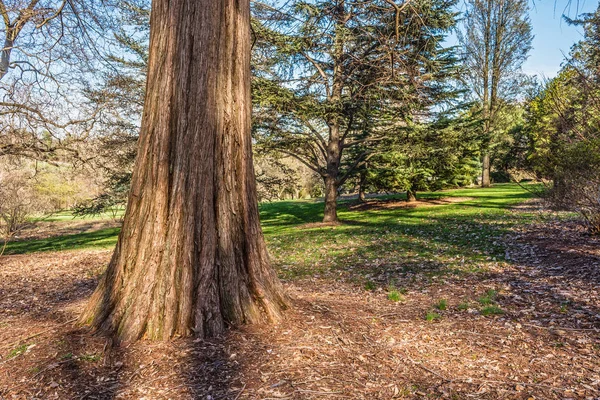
[
  {"xmin": 252, "ymin": 0, "xmax": 457, "ymax": 222},
  {"xmin": 365, "ymin": 110, "xmax": 481, "ymax": 201}
]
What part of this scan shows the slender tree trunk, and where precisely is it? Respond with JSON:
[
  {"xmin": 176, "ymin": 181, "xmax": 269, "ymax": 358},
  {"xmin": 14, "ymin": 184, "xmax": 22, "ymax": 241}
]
[
  {"xmin": 322, "ymin": 121, "xmax": 341, "ymax": 222},
  {"xmin": 482, "ymin": 153, "xmax": 491, "ymax": 188},
  {"xmin": 358, "ymin": 185, "xmax": 366, "ymax": 202},
  {"xmin": 358, "ymin": 170, "xmax": 367, "ymax": 202},
  {"xmin": 320, "ymin": 1, "xmax": 345, "ymax": 224},
  {"xmin": 323, "ymin": 175, "xmax": 339, "ymax": 223},
  {"xmin": 80, "ymin": 0, "xmax": 287, "ymax": 342},
  {"xmin": 407, "ymin": 189, "xmax": 417, "ymax": 202}
]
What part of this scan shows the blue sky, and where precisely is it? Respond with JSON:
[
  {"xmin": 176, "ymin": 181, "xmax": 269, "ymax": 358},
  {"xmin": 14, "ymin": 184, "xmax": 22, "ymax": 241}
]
[{"xmin": 523, "ymin": 0, "xmax": 598, "ymax": 78}]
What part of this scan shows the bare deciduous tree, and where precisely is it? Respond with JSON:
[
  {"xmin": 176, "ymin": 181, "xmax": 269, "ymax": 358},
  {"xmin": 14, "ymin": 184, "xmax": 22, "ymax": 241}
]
[{"xmin": 458, "ymin": 0, "xmax": 532, "ymax": 187}]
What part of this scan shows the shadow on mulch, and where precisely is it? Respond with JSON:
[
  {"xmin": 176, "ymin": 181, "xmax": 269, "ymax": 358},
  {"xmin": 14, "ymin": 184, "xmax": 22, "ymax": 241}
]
[{"xmin": 348, "ymin": 197, "xmax": 476, "ymax": 212}]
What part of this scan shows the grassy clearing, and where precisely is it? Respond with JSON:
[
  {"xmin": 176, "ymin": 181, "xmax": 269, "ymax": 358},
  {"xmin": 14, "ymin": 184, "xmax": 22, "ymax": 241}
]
[
  {"xmin": 29, "ymin": 207, "xmax": 125, "ymax": 223},
  {"xmin": 264, "ymin": 183, "xmax": 539, "ymax": 281},
  {"xmin": 3, "ymin": 184, "xmax": 537, "ymax": 277},
  {"xmin": 3, "ymin": 228, "xmax": 120, "ymax": 254}
]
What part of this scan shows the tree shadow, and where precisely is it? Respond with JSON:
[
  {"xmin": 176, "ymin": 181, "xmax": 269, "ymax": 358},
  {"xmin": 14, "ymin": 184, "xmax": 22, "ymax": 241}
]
[
  {"xmin": 3, "ymin": 227, "xmax": 120, "ymax": 255},
  {"xmin": 2, "ymin": 184, "xmax": 598, "ymax": 398}
]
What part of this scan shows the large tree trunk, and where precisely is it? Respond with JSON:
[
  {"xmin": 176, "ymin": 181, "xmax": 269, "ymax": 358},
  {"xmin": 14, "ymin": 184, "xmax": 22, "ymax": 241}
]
[
  {"xmin": 482, "ymin": 153, "xmax": 491, "ymax": 188},
  {"xmin": 80, "ymin": 0, "xmax": 287, "ymax": 342}
]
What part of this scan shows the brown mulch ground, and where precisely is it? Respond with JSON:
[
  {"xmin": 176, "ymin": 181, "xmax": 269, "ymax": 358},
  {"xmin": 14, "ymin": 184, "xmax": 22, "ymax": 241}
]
[
  {"xmin": 348, "ymin": 197, "xmax": 476, "ymax": 212},
  {"xmin": 1, "ymin": 212, "xmax": 599, "ymax": 399}
]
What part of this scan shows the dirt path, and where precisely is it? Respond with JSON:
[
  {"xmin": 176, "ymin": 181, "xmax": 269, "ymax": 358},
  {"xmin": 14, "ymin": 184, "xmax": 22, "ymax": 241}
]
[{"xmin": 0, "ymin": 211, "xmax": 599, "ymax": 399}]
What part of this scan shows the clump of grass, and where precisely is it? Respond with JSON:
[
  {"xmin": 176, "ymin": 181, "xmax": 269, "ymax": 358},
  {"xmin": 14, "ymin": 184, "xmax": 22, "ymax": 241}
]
[
  {"xmin": 559, "ymin": 304, "xmax": 568, "ymax": 313},
  {"xmin": 478, "ymin": 289, "xmax": 498, "ymax": 305},
  {"xmin": 425, "ymin": 311, "xmax": 441, "ymax": 321},
  {"xmin": 7, "ymin": 344, "xmax": 28, "ymax": 359},
  {"xmin": 559, "ymin": 301, "xmax": 570, "ymax": 313},
  {"xmin": 457, "ymin": 301, "xmax": 470, "ymax": 311},
  {"xmin": 476, "ymin": 289, "xmax": 505, "ymax": 316},
  {"xmin": 434, "ymin": 299, "xmax": 447, "ymax": 311},
  {"xmin": 387, "ymin": 281, "xmax": 405, "ymax": 302},
  {"xmin": 480, "ymin": 305, "xmax": 504, "ymax": 316},
  {"xmin": 388, "ymin": 290, "xmax": 404, "ymax": 302},
  {"xmin": 364, "ymin": 280, "xmax": 376, "ymax": 291}
]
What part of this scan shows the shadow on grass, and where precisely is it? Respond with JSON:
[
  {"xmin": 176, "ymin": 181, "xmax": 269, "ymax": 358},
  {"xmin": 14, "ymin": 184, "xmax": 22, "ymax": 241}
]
[
  {"xmin": 2, "ymin": 183, "xmax": 598, "ymax": 398},
  {"xmin": 3, "ymin": 227, "xmax": 121, "ymax": 255}
]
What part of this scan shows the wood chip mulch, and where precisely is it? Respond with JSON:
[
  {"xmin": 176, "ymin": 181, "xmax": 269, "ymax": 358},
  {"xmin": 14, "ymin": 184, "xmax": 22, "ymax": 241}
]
[{"xmin": 0, "ymin": 212, "xmax": 599, "ymax": 399}]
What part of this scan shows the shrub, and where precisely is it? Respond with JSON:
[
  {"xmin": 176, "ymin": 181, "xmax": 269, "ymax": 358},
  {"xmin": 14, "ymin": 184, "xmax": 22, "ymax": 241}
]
[{"xmin": 546, "ymin": 140, "xmax": 600, "ymax": 233}]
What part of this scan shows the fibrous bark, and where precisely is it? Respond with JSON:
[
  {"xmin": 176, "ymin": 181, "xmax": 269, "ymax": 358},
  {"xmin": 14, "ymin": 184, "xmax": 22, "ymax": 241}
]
[{"xmin": 80, "ymin": 0, "xmax": 287, "ymax": 342}]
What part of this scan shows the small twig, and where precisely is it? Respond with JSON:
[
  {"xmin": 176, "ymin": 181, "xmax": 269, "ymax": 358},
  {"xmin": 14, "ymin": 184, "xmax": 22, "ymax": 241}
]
[
  {"xmin": 460, "ymin": 377, "xmax": 573, "ymax": 392},
  {"xmin": 375, "ymin": 314, "xmax": 410, "ymax": 321},
  {"xmin": 234, "ymin": 383, "xmax": 246, "ymax": 400},
  {"xmin": 523, "ymin": 323, "xmax": 600, "ymax": 332},
  {"xmin": 296, "ymin": 389, "xmax": 344, "ymax": 395},
  {"xmin": 404, "ymin": 355, "xmax": 452, "ymax": 382},
  {"xmin": 454, "ymin": 330, "xmax": 507, "ymax": 339},
  {"xmin": 0, "ymin": 317, "xmax": 77, "ymax": 351}
]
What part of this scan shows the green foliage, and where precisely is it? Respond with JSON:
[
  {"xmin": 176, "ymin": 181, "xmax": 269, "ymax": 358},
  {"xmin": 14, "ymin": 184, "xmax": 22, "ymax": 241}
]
[
  {"xmin": 388, "ymin": 290, "xmax": 404, "ymax": 303},
  {"xmin": 480, "ymin": 305, "xmax": 504, "ymax": 316},
  {"xmin": 72, "ymin": 173, "xmax": 130, "ymax": 219},
  {"xmin": 252, "ymin": 0, "xmax": 461, "ymax": 214},
  {"xmin": 364, "ymin": 112, "xmax": 481, "ymax": 196},
  {"xmin": 426, "ymin": 311, "xmax": 442, "ymax": 321},
  {"xmin": 478, "ymin": 289, "xmax": 498, "ymax": 305},
  {"xmin": 522, "ymin": 6, "xmax": 600, "ymax": 232},
  {"xmin": 434, "ymin": 299, "xmax": 448, "ymax": 310},
  {"xmin": 79, "ymin": 353, "xmax": 102, "ymax": 362},
  {"xmin": 476, "ymin": 289, "xmax": 503, "ymax": 315},
  {"xmin": 457, "ymin": 301, "xmax": 470, "ymax": 311},
  {"xmin": 7, "ymin": 344, "xmax": 28, "ymax": 359}
]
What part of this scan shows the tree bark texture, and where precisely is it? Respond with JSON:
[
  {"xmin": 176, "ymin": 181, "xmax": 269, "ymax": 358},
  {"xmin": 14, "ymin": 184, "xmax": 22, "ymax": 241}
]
[
  {"xmin": 80, "ymin": 0, "xmax": 287, "ymax": 342},
  {"xmin": 323, "ymin": 175, "xmax": 339, "ymax": 223},
  {"xmin": 482, "ymin": 153, "xmax": 491, "ymax": 188}
]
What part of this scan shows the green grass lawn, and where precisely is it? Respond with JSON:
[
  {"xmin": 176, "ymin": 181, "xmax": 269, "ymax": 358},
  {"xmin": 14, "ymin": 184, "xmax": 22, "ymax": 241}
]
[
  {"xmin": 263, "ymin": 183, "xmax": 540, "ymax": 281},
  {"xmin": 31, "ymin": 207, "xmax": 126, "ymax": 223},
  {"xmin": 3, "ymin": 227, "xmax": 121, "ymax": 254},
  {"xmin": 3, "ymin": 184, "xmax": 540, "ymax": 282}
]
